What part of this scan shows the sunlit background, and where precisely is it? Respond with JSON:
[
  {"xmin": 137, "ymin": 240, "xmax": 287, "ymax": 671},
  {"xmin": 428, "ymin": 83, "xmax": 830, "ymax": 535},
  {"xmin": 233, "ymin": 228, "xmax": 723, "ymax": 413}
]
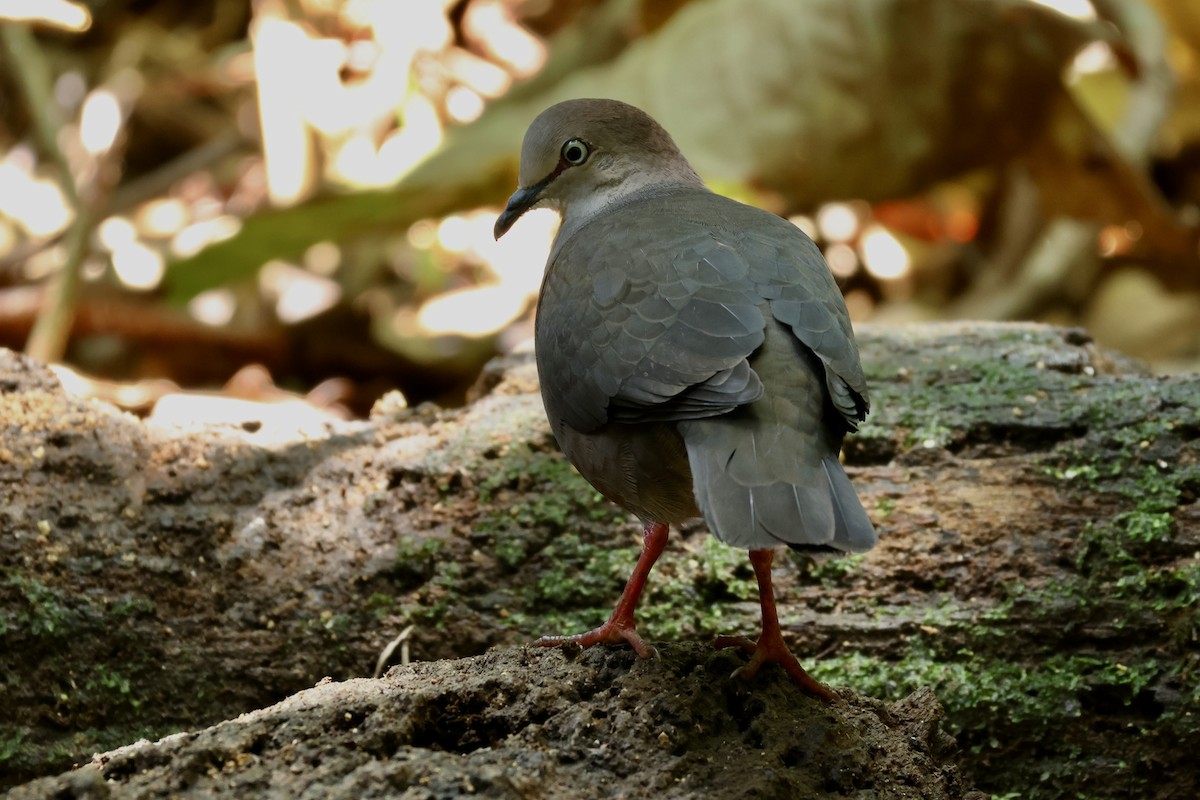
[{"xmin": 0, "ymin": 0, "xmax": 1198, "ymax": 432}]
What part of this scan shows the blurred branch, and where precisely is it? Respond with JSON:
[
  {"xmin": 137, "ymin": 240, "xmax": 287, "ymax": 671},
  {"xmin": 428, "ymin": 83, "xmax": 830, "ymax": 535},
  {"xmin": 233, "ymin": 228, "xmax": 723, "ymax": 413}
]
[
  {"xmin": 2, "ymin": 22, "xmax": 92, "ymax": 362},
  {"xmin": 111, "ymin": 132, "xmax": 243, "ymax": 211},
  {"xmin": 0, "ymin": 285, "xmax": 285, "ymax": 358}
]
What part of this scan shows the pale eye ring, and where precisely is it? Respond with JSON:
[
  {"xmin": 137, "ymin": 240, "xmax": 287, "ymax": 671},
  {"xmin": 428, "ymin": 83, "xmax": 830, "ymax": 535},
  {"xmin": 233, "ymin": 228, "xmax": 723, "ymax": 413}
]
[{"xmin": 561, "ymin": 138, "xmax": 590, "ymax": 166}]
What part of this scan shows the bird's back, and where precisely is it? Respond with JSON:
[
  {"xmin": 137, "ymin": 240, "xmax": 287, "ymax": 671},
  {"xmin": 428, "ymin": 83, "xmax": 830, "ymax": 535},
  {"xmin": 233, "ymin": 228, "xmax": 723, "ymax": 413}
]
[{"xmin": 536, "ymin": 188, "xmax": 875, "ymax": 551}]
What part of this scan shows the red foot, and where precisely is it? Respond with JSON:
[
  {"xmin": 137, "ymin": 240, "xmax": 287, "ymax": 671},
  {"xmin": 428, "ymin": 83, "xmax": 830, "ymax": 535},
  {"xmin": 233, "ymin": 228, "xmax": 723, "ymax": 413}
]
[
  {"xmin": 714, "ymin": 633, "xmax": 835, "ymax": 702},
  {"xmin": 714, "ymin": 549, "xmax": 837, "ymax": 703},
  {"xmin": 535, "ymin": 622, "xmax": 656, "ymax": 659},
  {"xmin": 532, "ymin": 522, "xmax": 668, "ymax": 661}
]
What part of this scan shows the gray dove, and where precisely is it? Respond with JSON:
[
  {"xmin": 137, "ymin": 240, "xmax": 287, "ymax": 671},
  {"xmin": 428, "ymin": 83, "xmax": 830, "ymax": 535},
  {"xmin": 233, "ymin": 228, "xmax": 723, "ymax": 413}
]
[{"xmin": 493, "ymin": 98, "xmax": 876, "ymax": 700}]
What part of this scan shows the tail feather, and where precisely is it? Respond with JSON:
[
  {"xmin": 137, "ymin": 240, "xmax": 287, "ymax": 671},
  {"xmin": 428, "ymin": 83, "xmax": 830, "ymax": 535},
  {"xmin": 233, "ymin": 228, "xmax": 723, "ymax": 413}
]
[
  {"xmin": 747, "ymin": 479, "xmax": 834, "ymax": 547},
  {"xmin": 679, "ymin": 420, "xmax": 876, "ymax": 552},
  {"xmin": 676, "ymin": 320, "xmax": 877, "ymax": 552},
  {"xmin": 822, "ymin": 456, "xmax": 877, "ymax": 552}
]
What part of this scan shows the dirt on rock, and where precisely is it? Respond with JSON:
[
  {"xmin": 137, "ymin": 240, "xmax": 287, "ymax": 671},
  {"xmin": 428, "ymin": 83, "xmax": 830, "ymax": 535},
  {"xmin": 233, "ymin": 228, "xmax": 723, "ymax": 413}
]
[{"xmin": 7, "ymin": 644, "xmax": 979, "ymax": 800}]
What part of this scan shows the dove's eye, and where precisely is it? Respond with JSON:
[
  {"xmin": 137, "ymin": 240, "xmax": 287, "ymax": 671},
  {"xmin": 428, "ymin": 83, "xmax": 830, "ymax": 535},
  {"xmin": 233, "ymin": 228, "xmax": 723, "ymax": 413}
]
[{"xmin": 561, "ymin": 139, "xmax": 590, "ymax": 166}]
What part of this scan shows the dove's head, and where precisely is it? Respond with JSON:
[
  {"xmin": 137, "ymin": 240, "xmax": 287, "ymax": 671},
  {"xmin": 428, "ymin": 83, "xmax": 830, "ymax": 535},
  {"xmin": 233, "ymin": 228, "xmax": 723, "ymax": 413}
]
[{"xmin": 494, "ymin": 99, "xmax": 703, "ymax": 239}]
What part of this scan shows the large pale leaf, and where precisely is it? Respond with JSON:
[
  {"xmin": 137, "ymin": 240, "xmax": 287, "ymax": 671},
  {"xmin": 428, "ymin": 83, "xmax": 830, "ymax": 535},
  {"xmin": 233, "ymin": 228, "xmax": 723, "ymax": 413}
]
[{"xmin": 548, "ymin": 0, "xmax": 1093, "ymax": 203}]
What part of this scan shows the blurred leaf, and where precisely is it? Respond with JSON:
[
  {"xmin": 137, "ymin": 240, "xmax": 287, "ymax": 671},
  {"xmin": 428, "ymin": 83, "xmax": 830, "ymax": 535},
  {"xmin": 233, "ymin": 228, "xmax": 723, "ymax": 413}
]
[
  {"xmin": 163, "ymin": 179, "xmax": 505, "ymax": 304},
  {"xmin": 162, "ymin": 0, "xmax": 642, "ymax": 303}
]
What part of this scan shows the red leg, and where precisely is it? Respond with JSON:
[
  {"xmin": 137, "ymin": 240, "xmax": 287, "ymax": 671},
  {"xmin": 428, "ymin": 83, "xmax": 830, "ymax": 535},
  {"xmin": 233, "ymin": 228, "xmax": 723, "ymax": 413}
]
[
  {"xmin": 534, "ymin": 521, "xmax": 669, "ymax": 659},
  {"xmin": 714, "ymin": 548, "xmax": 836, "ymax": 702}
]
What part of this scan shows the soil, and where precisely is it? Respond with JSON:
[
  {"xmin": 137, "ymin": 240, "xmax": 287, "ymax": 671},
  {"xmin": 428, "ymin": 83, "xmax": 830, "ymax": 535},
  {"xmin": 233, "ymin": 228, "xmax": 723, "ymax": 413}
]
[
  {"xmin": 1, "ymin": 322, "xmax": 1197, "ymax": 799},
  {"xmin": 6, "ymin": 645, "xmax": 978, "ymax": 800}
]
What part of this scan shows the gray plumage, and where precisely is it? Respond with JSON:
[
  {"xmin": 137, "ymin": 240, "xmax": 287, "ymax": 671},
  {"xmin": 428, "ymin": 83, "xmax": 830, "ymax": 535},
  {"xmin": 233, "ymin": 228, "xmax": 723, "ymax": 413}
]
[{"xmin": 498, "ymin": 98, "xmax": 876, "ymax": 555}]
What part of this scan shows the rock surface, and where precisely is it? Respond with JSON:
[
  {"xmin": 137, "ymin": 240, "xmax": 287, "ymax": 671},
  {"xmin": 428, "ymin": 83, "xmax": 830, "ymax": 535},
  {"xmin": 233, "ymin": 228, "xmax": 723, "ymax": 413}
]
[{"xmin": 1, "ymin": 323, "xmax": 1197, "ymax": 799}]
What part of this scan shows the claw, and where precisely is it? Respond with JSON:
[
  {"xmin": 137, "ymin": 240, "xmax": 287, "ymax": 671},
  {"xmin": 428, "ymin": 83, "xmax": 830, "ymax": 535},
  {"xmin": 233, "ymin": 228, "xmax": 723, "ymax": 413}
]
[
  {"xmin": 535, "ymin": 623, "xmax": 657, "ymax": 659},
  {"xmin": 714, "ymin": 549, "xmax": 837, "ymax": 703},
  {"xmin": 715, "ymin": 630, "xmax": 835, "ymax": 701},
  {"xmin": 532, "ymin": 522, "xmax": 668, "ymax": 661}
]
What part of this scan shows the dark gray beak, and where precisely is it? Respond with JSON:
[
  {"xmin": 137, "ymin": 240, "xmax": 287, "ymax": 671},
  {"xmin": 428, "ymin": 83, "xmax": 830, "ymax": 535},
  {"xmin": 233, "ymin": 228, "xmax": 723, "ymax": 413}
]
[{"xmin": 494, "ymin": 182, "xmax": 545, "ymax": 240}]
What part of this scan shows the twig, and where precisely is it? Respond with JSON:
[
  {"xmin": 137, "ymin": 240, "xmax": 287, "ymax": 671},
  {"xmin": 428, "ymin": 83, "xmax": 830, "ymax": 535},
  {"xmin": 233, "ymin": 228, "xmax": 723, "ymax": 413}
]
[
  {"xmin": 373, "ymin": 624, "xmax": 416, "ymax": 678},
  {"xmin": 813, "ymin": 640, "xmax": 841, "ymax": 661},
  {"xmin": 1, "ymin": 23, "xmax": 90, "ymax": 362}
]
